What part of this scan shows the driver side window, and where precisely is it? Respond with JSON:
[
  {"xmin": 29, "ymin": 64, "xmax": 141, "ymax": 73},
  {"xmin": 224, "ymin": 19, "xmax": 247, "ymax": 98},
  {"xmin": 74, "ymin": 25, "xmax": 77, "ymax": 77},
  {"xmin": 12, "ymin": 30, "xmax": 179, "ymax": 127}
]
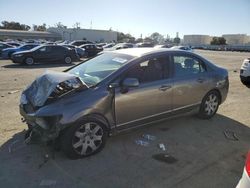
[{"xmin": 125, "ymin": 56, "xmax": 170, "ymax": 84}]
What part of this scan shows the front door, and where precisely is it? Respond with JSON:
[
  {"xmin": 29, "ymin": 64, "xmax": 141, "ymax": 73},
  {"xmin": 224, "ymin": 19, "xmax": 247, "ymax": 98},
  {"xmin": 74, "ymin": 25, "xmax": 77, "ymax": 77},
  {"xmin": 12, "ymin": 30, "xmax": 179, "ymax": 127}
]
[{"xmin": 114, "ymin": 54, "xmax": 173, "ymax": 128}]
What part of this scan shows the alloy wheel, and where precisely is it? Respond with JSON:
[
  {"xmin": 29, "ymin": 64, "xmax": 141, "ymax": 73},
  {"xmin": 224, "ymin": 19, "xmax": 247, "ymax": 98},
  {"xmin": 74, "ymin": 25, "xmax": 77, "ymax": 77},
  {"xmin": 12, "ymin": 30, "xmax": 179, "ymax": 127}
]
[
  {"xmin": 72, "ymin": 122, "xmax": 103, "ymax": 156},
  {"xmin": 204, "ymin": 94, "xmax": 219, "ymax": 115},
  {"xmin": 26, "ymin": 57, "xmax": 34, "ymax": 65},
  {"xmin": 65, "ymin": 56, "xmax": 72, "ymax": 64}
]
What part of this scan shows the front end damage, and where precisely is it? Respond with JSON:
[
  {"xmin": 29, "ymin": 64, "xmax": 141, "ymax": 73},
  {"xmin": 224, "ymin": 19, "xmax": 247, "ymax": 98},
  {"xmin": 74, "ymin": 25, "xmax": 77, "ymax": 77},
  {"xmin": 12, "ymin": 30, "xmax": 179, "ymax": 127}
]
[{"xmin": 19, "ymin": 70, "xmax": 88, "ymax": 143}]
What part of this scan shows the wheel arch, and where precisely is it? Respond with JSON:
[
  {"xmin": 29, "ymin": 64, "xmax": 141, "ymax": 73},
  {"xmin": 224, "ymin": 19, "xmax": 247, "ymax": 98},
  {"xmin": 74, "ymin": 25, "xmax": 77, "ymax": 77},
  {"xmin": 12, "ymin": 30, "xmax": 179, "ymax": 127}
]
[{"xmin": 78, "ymin": 113, "xmax": 111, "ymax": 132}]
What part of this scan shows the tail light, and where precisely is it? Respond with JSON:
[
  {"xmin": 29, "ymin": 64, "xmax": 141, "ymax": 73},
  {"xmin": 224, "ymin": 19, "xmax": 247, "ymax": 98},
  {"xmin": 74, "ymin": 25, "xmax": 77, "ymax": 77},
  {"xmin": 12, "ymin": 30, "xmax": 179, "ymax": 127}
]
[{"xmin": 245, "ymin": 151, "xmax": 250, "ymax": 176}]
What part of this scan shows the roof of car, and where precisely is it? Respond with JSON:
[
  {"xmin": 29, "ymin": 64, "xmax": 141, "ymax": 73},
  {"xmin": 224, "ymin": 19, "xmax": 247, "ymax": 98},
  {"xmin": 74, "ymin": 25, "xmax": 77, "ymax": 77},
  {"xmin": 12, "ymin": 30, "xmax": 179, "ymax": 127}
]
[{"xmin": 109, "ymin": 47, "xmax": 175, "ymax": 57}]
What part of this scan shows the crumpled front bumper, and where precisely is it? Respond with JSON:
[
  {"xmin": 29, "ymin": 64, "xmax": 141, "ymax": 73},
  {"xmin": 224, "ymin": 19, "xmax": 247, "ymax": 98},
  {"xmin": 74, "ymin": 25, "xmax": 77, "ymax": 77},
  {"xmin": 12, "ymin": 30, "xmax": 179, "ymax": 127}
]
[{"xmin": 20, "ymin": 105, "xmax": 61, "ymax": 142}]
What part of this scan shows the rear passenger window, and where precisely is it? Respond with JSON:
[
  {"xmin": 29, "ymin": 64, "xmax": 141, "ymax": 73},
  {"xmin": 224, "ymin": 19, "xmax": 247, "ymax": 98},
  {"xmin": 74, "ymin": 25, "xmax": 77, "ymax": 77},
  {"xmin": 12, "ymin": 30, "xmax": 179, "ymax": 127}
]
[{"xmin": 173, "ymin": 56, "xmax": 206, "ymax": 77}]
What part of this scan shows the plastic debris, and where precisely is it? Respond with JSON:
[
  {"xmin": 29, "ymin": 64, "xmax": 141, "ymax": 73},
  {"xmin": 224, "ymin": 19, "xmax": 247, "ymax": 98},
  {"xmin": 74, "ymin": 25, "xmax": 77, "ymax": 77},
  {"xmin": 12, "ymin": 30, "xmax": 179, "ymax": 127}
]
[
  {"xmin": 8, "ymin": 90, "xmax": 19, "ymax": 94},
  {"xmin": 39, "ymin": 179, "xmax": 57, "ymax": 186},
  {"xmin": 135, "ymin": 139, "xmax": 149, "ymax": 146},
  {"xmin": 38, "ymin": 154, "xmax": 50, "ymax": 169},
  {"xmin": 158, "ymin": 143, "xmax": 166, "ymax": 151},
  {"xmin": 142, "ymin": 134, "xmax": 156, "ymax": 141},
  {"xmin": 224, "ymin": 130, "xmax": 239, "ymax": 141},
  {"xmin": 152, "ymin": 153, "xmax": 178, "ymax": 164}
]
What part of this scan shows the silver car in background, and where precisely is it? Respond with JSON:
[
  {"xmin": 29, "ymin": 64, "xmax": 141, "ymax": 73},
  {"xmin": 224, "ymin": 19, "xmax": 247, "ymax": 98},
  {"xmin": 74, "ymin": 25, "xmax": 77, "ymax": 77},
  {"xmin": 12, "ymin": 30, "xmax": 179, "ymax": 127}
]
[{"xmin": 19, "ymin": 48, "xmax": 229, "ymax": 159}]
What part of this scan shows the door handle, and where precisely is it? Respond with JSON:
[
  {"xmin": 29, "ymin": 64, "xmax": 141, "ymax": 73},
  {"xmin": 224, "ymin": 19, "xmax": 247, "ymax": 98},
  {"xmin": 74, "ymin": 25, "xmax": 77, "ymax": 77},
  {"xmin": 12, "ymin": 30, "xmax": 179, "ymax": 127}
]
[
  {"xmin": 159, "ymin": 85, "xmax": 172, "ymax": 91},
  {"xmin": 197, "ymin": 78, "xmax": 205, "ymax": 83}
]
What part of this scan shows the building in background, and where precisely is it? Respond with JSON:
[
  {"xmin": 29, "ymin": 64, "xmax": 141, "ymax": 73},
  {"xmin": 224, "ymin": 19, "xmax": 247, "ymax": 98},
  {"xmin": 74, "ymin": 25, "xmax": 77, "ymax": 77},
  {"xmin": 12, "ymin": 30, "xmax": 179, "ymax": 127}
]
[
  {"xmin": 222, "ymin": 34, "xmax": 250, "ymax": 45},
  {"xmin": 183, "ymin": 34, "xmax": 250, "ymax": 46},
  {"xmin": 183, "ymin": 35, "xmax": 212, "ymax": 46},
  {"xmin": 0, "ymin": 29, "xmax": 61, "ymax": 41},
  {"xmin": 47, "ymin": 27, "xmax": 117, "ymax": 42}
]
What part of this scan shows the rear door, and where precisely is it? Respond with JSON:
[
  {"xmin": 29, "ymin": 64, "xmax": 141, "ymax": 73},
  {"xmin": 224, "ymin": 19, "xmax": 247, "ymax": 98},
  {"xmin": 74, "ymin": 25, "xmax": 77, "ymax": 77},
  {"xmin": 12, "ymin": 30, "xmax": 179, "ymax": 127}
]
[
  {"xmin": 114, "ymin": 54, "xmax": 173, "ymax": 128},
  {"xmin": 171, "ymin": 52, "xmax": 212, "ymax": 112}
]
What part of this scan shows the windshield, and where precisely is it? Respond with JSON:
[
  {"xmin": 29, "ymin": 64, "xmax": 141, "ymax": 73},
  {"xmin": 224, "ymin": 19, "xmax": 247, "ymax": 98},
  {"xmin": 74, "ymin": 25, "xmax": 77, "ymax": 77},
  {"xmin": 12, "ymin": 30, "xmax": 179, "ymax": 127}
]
[{"xmin": 68, "ymin": 52, "xmax": 134, "ymax": 87}]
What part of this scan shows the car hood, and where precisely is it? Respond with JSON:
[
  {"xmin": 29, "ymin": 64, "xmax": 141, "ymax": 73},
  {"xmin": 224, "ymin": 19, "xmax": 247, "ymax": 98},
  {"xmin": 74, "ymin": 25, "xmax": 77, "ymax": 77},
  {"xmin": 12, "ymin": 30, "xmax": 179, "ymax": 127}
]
[{"xmin": 21, "ymin": 70, "xmax": 88, "ymax": 107}]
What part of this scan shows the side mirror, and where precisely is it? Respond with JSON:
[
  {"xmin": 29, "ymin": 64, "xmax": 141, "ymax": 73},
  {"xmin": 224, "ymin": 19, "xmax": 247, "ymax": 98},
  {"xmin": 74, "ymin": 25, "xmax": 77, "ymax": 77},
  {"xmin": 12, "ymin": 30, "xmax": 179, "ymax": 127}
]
[{"xmin": 122, "ymin": 78, "xmax": 139, "ymax": 88}]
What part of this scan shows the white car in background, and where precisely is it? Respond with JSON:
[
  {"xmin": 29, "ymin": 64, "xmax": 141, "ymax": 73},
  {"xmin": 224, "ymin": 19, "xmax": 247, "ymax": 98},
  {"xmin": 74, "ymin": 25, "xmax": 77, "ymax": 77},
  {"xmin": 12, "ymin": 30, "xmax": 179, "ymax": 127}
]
[
  {"xmin": 171, "ymin": 45, "xmax": 193, "ymax": 52},
  {"xmin": 240, "ymin": 58, "xmax": 250, "ymax": 85},
  {"xmin": 236, "ymin": 151, "xmax": 250, "ymax": 188}
]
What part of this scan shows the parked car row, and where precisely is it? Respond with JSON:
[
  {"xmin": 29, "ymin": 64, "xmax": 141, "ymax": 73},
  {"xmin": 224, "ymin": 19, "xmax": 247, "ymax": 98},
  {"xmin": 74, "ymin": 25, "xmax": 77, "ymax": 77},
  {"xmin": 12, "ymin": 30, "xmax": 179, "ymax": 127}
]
[{"xmin": 11, "ymin": 45, "xmax": 79, "ymax": 65}]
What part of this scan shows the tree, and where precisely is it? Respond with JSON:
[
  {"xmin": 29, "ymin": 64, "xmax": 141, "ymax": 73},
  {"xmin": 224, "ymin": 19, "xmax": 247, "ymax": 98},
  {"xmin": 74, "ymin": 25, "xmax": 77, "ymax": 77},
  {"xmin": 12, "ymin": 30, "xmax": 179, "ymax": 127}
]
[
  {"xmin": 33, "ymin": 23, "xmax": 46, "ymax": 31},
  {"xmin": 0, "ymin": 21, "xmax": 30, "ymax": 30},
  {"xmin": 210, "ymin": 37, "xmax": 226, "ymax": 45},
  {"xmin": 135, "ymin": 38, "xmax": 143, "ymax": 43},
  {"xmin": 54, "ymin": 22, "xmax": 67, "ymax": 29},
  {"xmin": 173, "ymin": 37, "xmax": 180, "ymax": 45},
  {"xmin": 117, "ymin": 32, "xmax": 135, "ymax": 43},
  {"xmin": 150, "ymin": 32, "xmax": 164, "ymax": 44}
]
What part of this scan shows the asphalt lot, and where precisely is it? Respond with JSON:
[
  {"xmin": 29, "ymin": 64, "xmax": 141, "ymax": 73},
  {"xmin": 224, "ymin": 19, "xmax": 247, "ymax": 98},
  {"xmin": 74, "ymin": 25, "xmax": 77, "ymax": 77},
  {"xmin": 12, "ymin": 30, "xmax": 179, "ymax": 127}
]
[{"xmin": 0, "ymin": 50, "xmax": 250, "ymax": 188}]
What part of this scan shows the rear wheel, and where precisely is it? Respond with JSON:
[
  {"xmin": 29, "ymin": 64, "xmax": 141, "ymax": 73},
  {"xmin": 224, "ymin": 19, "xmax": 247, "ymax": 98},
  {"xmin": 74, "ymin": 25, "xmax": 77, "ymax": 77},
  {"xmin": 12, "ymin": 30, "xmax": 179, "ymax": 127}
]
[
  {"xmin": 25, "ymin": 57, "xmax": 34, "ymax": 65},
  {"xmin": 61, "ymin": 119, "xmax": 107, "ymax": 159},
  {"xmin": 198, "ymin": 91, "xmax": 220, "ymax": 119},
  {"xmin": 241, "ymin": 79, "xmax": 250, "ymax": 86},
  {"xmin": 64, "ymin": 56, "xmax": 72, "ymax": 64}
]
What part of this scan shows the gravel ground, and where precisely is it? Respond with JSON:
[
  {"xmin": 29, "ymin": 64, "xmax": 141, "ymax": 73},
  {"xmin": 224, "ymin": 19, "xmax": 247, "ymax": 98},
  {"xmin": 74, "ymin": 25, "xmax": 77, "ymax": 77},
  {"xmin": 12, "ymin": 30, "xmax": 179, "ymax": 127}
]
[{"xmin": 0, "ymin": 50, "xmax": 249, "ymax": 188}]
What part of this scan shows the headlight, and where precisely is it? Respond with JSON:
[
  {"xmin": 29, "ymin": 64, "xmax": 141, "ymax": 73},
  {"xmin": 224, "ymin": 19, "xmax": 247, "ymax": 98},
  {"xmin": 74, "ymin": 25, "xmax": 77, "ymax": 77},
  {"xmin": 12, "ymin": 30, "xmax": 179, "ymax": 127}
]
[
  {"xmin": 15, "ymin": 54, "xmax": 23, "ymax": 57},
  {"xmin": 50, "ymin": 78, "xmax": 86, "ymax": 98},
  {"xmin": 35, "ymin": 118, "xmax": 49, "ymax": 129}
]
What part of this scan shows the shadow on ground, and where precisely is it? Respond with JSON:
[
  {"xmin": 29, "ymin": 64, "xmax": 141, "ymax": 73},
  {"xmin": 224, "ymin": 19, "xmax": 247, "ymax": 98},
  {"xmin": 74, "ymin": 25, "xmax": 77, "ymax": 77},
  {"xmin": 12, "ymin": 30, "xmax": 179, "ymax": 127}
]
[
  {"xmin": 2, "ymin": 62, "xmax": 77, "ymax": 69},
  {"xmin": 0, "ymin": 114, "xmax": 249, "ymax": 188}
]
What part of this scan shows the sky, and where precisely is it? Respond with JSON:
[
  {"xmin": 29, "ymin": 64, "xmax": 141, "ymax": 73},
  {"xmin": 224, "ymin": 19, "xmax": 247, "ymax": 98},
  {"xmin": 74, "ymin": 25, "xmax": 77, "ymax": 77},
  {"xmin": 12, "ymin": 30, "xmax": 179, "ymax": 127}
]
[{"xmin": 0, "ymin": 0, "xmax": 249, "ymax": 38}]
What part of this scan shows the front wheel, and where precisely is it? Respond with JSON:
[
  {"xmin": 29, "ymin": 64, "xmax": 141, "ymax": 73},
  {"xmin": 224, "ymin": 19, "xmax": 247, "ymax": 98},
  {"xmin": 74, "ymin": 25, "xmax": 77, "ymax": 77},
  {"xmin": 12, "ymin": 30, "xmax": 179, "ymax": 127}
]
[
  {"xmin": 61, "ymin": 119, "xmax": 107, "ymax": 159},
  {"xmin": 25, "ymin": 57, "xmax": 34, "ymax": 65},
  {"xmin": 64, "ymin": 56, "xmax": 72, "ymax": 64},
  {"xmin": 198, "ymin": 91, "xmax": 220, "ymax": 119}
]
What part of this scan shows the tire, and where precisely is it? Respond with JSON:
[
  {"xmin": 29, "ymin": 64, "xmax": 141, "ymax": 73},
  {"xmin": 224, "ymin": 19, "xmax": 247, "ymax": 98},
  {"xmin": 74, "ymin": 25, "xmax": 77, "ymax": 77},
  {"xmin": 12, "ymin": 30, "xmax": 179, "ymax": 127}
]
[
  {"xmin": 25, "ymin": 57, "xmax": 34, "ymax": 65},
  {"xmin": 241, "ymin": 79, "xmax": 250, "ymax": 86},
  {"xmin": 64, "ymin": 56, "xmax": 72, "ymax": 64},
  {"xmin": 60, "ymin": 118, "xmax": 107, "ymax": 159},
  {"xmin": 198, "ymin": 91, "xmax": 220, "ymax": 119}
]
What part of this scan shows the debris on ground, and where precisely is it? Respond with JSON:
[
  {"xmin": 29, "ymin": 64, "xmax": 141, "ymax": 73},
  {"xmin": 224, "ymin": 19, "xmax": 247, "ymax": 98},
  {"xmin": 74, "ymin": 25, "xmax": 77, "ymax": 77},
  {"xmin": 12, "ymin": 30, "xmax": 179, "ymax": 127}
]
[
  {"xmin": 233, "ymin": 70, "xmax": 237, "ymax": 73},
  {"xmin": 1, "ymin": 95, "xmax": 4, "ymax": 97},
  {"xmin": 38, "ymin": 154, "xmax": 50, "ymax": 169},
  {"xmin": 158, "ymin": 143, "xmax": 166, "ymax": 151},
  {"xmin": 152, "ymin": 153, "xmax": 178, "ymax": 164},
  {"xmin": 8, "ymin": 90, "xmax": 19, "ymax": 94},
  {"xmin": 224, "ymin": 130, "xmax": 239, "ymax": 141},
  {"xmin": 135, "ymin": 139, "xmax": 149, "ymax": 146},
  {"xmin": 142, "ymin": 134, "xmax": 156, "ymax": 141},
  {"xmin": 39, "ymin": 179, "xmax": 57, "ymax": 186}
]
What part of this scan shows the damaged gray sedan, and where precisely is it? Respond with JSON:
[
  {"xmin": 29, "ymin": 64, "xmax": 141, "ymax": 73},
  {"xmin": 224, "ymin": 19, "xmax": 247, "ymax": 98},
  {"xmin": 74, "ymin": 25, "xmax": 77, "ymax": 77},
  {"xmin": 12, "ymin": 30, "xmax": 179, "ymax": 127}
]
[{"xmin": 20, "ymin": 48, "xmax": 229, "ymax": 159}]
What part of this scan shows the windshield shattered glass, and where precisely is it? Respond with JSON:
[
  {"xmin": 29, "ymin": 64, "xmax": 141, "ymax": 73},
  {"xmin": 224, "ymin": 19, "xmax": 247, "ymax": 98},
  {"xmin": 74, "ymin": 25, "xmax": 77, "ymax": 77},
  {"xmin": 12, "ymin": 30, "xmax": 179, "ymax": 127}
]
[{"xmin": 68, "ymin": 52, "xmax": 134, "ymax": 87}]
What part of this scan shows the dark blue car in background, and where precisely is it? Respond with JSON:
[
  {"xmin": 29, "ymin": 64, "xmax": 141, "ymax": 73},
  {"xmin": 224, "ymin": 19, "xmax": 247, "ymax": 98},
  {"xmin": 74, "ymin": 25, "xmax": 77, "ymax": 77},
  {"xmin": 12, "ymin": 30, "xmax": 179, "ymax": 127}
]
[{"xmin": 1, "ymin": 44, "xmax": 39, "ymax": 59}]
